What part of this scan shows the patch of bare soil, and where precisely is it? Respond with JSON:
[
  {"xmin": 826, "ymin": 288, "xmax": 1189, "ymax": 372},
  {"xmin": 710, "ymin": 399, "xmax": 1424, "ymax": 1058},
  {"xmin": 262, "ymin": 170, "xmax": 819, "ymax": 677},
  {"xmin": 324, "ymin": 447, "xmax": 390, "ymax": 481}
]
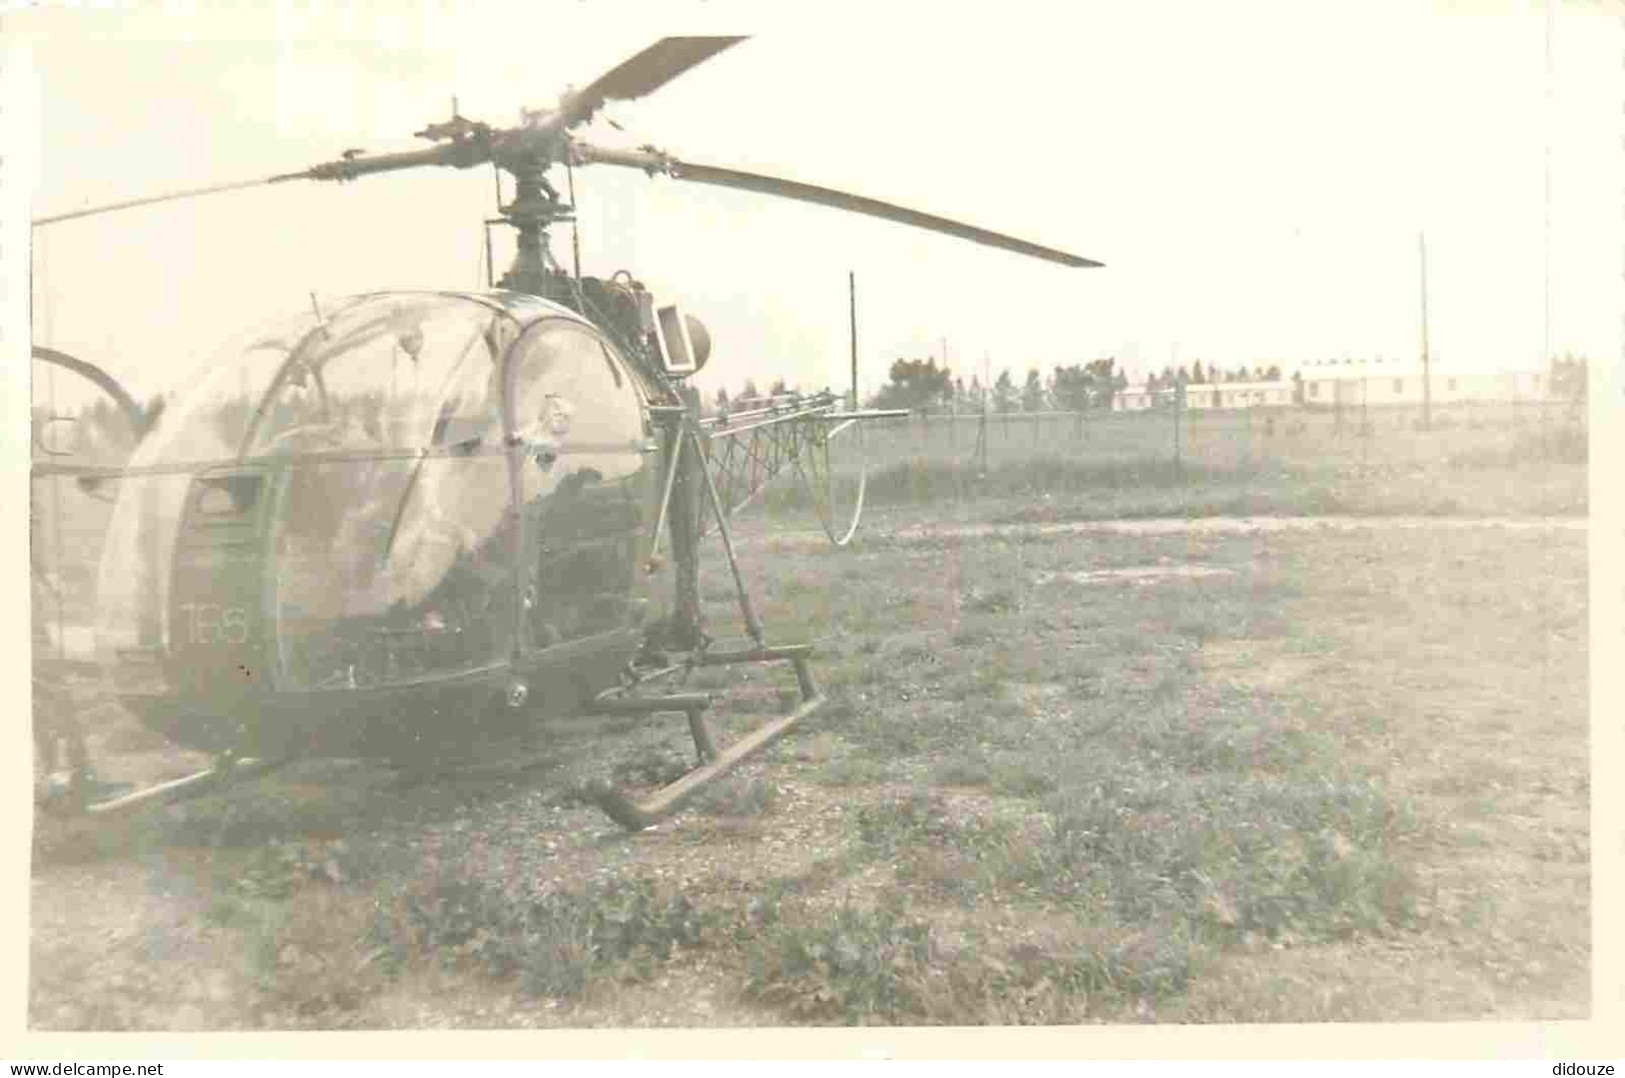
[
  {"xmin": 1199, "ymin": 640, "xmax": 1323, "ymax": 693},
  {"xmin": 1034, "ymin": 566, "xmax": 1235, "ymax": 587}
]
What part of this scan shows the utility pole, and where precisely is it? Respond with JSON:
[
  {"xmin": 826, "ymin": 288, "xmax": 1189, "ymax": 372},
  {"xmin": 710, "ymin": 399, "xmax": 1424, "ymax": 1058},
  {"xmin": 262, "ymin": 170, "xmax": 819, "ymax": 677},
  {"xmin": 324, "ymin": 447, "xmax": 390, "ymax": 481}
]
[
  {"xmin": 1173, "ymin": 378, "xmax": 1184, "ymax": 479},
  {"xmin": 977, "ymin": 350, "xmax": 991, "ymax": 477},
  {"xmin": 1419, "ymin": 231, "xmax": 1432, "ymax": 431},
  {"xmin": 1361, "ymin": 358, "xmax": 1370, "ymax": 466},
  {"xmin": 1541, "ymin": 0, "xmax": 1554, "ymax": 453},
  {"xmin": 1543, "ymin": 0, "xmax": 1553, "ymax": 375},
  {"xmin": 848, "ymin": 271, "xmax": 858, "ymax": 411}
]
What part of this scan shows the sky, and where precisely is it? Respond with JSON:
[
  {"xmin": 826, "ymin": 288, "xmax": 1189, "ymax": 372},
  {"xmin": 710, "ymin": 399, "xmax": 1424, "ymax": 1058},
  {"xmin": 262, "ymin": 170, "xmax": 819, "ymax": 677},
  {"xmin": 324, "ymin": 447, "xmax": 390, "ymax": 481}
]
[{"xmin": 10, "ymin": 0, "xmax": 1624, "ymax": 409}]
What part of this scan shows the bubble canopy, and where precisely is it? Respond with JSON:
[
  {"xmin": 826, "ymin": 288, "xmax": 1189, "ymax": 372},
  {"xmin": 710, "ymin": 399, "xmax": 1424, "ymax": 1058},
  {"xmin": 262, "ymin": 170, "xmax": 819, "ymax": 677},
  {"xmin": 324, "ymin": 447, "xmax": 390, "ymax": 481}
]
[
  {"xmin": 32, "ymin": 348, "xmax": 147, "ymax": 663},
  {"xmin": 138, "ymin": 291, "xmax": 570, "ymax": 465},
  {"xmin": 94, "ymin": 291, "xmax": 661, "ymax": 758}
]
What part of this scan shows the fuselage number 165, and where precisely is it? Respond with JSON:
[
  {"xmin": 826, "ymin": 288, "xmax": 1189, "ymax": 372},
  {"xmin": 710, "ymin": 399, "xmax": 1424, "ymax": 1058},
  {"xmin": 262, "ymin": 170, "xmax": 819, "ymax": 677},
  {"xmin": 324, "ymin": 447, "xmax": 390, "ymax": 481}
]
[{"xmin": 176, "ymin": 602, "xmax": 251, "ymax": 645}]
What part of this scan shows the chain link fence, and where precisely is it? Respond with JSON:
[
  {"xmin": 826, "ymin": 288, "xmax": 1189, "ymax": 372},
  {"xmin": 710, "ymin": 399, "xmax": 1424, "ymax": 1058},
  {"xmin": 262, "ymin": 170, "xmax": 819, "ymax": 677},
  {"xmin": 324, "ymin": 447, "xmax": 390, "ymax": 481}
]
[{"xmin": 855, "ymin": 396, "xmax": 1587, "ymax": 478}]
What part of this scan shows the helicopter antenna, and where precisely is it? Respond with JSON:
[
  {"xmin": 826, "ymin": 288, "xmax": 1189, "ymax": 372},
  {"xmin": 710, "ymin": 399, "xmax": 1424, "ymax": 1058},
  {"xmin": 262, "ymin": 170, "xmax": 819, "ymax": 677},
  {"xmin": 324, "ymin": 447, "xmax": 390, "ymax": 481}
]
[
  {"xmin": 566, "ymin": 156, "xmax": 582, "ymax": 285},
  {"xmin": 482, "ymin": 223, "xmax": 495, "ymax": 288},
  {"xmin": 486, "ymin": 161, "xmax": 503, "ymax": 288},
  {"xmin": 308, "ymin": 291, "xmax": 330, "ymax": 334}
]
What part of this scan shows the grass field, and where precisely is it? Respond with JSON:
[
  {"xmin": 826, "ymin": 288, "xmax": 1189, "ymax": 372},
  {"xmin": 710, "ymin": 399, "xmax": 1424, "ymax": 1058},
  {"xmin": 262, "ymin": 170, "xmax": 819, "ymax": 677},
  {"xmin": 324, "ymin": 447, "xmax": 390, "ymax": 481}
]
[{"xmin": 28, "ymin": 474, "xmax": 1589, "ymax": 1028}]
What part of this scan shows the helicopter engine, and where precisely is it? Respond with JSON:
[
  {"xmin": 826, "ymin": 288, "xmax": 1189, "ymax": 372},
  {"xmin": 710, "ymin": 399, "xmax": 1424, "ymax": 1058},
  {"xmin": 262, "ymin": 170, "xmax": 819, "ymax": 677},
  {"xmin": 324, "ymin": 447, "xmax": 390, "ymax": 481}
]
[{"xmin": 555, "ymin": 272, "xmax": 711, "ymax": 380}]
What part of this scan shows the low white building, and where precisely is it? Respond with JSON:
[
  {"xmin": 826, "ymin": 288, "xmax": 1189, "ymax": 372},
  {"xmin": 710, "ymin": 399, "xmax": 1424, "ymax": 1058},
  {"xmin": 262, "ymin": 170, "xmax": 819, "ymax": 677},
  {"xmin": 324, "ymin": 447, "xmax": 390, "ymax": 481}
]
[
  {"xmin": 1114, "ymin": 380, "xmax": 1291, "ymax": 412},
  {"xmin": 1115, "ymin": 387, "xmax": 1158, "ymax": 411},
  {"xmin": 1298, "ymin": 363, "xmax": 1547, "ymax": 407},
  {"xmin": 1183, "ymin": 382, "xmax": 1293, "ymax": 410},
  {"xmin": 1115, "ymin": 365, "xmax": 1548, "ymax": 412}
]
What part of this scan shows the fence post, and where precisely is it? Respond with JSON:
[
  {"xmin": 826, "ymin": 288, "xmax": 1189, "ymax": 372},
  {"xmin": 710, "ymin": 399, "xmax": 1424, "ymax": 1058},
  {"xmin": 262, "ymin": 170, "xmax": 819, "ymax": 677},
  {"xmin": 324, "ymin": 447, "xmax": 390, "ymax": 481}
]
[
  {"xmin": 1173, "ymin": 385, "xmax": 1184, "ymax": 478},
  {"xmin": 1540, "ymin": 392, "xmax": 1548, "ymax": 461},
  {"xmin": 1245, "ymin": 402, "xmax": 1253, "ymax": 471},
  {"xmin": 1361, "ymin": 378, "xmax": 1369, "ymax": 468},
  {"xmin": 977, "ymin": 404, "xmax": 989, "ymax": 476}
]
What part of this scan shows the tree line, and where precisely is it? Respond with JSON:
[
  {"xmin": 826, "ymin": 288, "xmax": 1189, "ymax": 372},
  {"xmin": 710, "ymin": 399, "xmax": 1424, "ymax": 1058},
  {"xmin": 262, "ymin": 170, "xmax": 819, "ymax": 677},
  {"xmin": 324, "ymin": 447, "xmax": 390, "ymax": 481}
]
[
  {"xmin": 857, "ymin": 358, "xmax": 1129, "ymax": 415},
  {"xmin": 698, "ymin": 358, "xmax": 1296, "ymax": 417},
  {"xmin": 1147, "ymin": 361, "xmax": 1284, "ymax": 392},
  {"xmin": 861, "ymin": 357, "xmax": 1288, "ymax": 415},
  {"xmin": 845, "ymin": 353, "xmax": 1593, "ymax": 417}
]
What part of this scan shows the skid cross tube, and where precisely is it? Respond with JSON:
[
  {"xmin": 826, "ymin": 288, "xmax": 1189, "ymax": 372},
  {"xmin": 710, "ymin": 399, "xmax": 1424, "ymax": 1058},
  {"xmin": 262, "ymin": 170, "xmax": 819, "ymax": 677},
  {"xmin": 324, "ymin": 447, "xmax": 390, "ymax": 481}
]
[
  {"xmin": 586, "ymin": 689, "xmax": 720, "ymax": 764},
  {"xmin": 578, "ymin": 679, "xmax": 822, "ymax": 831},
  {"xmin": 577, "ymin": 644, "xmax": 822, "ymax": 830}
]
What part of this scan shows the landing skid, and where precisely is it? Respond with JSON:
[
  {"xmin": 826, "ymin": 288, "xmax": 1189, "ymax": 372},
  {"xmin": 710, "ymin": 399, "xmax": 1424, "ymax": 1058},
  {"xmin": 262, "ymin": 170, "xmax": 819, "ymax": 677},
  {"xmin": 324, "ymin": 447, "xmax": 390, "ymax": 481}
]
[
  {"xmin": 36, "ymin": 755, "xmax": 291, "ymax": 819},
  {"xmin": 577, "ymin": 643, "xmax": 822, "ymax": 830},
  {"xmin": 35, "ymin": 646, "xmax": 821, "ymax": 833}
]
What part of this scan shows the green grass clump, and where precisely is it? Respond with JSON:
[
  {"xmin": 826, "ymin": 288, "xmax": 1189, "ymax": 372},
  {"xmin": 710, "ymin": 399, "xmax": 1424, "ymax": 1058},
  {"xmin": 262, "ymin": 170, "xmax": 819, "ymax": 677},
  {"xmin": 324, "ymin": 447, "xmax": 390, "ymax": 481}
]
[
  {"xmin": 742, "ymin": 900, "xmax": 1191, "ymax": 1025},
  {"xmin": 1040, "ymin": 766, "xmax": 1428, "ymax": 942},
  {"xmin": 822, "ymin": 753, "xmax": 885, "ymax": 786},
  {"xmin": 396, "ymin": 873, "xmax": 715, "ymax": 1002},
  {"xmin": 933, "ymin": 753, "xmax": 993, "ymax": 788},
  {"xmin": 691, "ymin": 774, "xmax": 784, "ymax": 817}
]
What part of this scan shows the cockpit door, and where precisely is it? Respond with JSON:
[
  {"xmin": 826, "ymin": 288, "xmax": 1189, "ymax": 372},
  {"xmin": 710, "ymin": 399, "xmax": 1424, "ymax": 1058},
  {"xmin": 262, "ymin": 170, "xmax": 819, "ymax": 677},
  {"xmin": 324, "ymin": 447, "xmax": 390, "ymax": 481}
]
[{"xmin": 502, "ymin": 320, "xmax": 654, "ymax": 657}]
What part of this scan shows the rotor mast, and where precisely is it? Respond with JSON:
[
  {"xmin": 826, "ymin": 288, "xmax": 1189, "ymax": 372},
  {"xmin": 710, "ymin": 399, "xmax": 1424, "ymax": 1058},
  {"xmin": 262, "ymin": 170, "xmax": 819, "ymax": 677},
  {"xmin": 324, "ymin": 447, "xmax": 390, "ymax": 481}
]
[{"xmin": 495, "ymin": 152, "xmax": 571, "ymax": 298}]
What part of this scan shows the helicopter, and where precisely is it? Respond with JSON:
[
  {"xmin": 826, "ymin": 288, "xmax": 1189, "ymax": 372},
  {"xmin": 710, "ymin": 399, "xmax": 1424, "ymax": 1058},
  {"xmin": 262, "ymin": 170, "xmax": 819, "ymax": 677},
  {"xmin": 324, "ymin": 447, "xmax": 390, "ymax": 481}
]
[{"xmin": 28, "ymin": 36, "xmax": 1100, "ymax": 831}]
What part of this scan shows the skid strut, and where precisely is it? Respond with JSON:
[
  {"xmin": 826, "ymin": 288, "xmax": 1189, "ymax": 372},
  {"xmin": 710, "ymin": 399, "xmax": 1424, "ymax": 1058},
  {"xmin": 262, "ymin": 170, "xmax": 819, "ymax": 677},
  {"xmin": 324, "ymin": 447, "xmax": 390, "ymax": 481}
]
[
  {"xmin": 577, "ymin": 648, "xmax": 822, "ymax": 831},
  {"xmin": 574, "ymin": 419, "xmax": 834, "ymax": 831}
]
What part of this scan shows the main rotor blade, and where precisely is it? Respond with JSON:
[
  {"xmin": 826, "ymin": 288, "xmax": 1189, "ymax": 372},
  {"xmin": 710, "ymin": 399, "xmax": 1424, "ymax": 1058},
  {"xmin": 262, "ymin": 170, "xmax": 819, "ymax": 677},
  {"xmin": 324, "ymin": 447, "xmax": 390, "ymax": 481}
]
[
  {"xmin": 575, "ymin": 143, "xmax": 1102, "ymax": 268},
  {"xmin": 31, "ymin": 174, "xmax": 294, "ymax": 228},
  {"xmin": 560, "ymin": 37, "xmax": 747, "ymax": 129}
]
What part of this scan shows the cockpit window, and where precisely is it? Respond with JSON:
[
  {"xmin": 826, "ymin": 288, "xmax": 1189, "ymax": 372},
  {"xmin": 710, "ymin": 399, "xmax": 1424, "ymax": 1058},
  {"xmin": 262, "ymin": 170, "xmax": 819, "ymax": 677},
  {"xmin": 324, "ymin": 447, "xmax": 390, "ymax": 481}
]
[
  {"xmin": 94, "ymin": 294, "xmax": 524, "ymax": 691},
  {"xmin": 260, "ymin": 299, "xmax": 515, "ymax": 688},
  {"xmin": 506, "ymin": 319, "xmax": 644, "ymax": 455},
  {"xmin": 504, "ymin": 320, "xmax": 650, "ymax": 650},
  {"xmin": 243, "ymin": 297, "xmax": 510, "ymax": 457}
]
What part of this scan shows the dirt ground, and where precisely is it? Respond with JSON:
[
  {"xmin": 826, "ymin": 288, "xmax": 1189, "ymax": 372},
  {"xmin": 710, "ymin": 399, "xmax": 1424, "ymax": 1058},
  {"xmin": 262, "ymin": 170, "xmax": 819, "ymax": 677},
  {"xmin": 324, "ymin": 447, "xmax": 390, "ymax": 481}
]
[{"xmin": 28, "ymin": 504, "xmax": 1591, "ymax": 1031}]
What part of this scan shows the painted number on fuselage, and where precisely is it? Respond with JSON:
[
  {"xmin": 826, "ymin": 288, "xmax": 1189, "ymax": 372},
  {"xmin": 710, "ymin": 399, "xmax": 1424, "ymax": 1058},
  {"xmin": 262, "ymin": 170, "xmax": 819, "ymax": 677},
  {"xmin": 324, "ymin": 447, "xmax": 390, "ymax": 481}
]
[{"xmin": 177, "ymin": 603, "xmax": 251, "ymax": 645}]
